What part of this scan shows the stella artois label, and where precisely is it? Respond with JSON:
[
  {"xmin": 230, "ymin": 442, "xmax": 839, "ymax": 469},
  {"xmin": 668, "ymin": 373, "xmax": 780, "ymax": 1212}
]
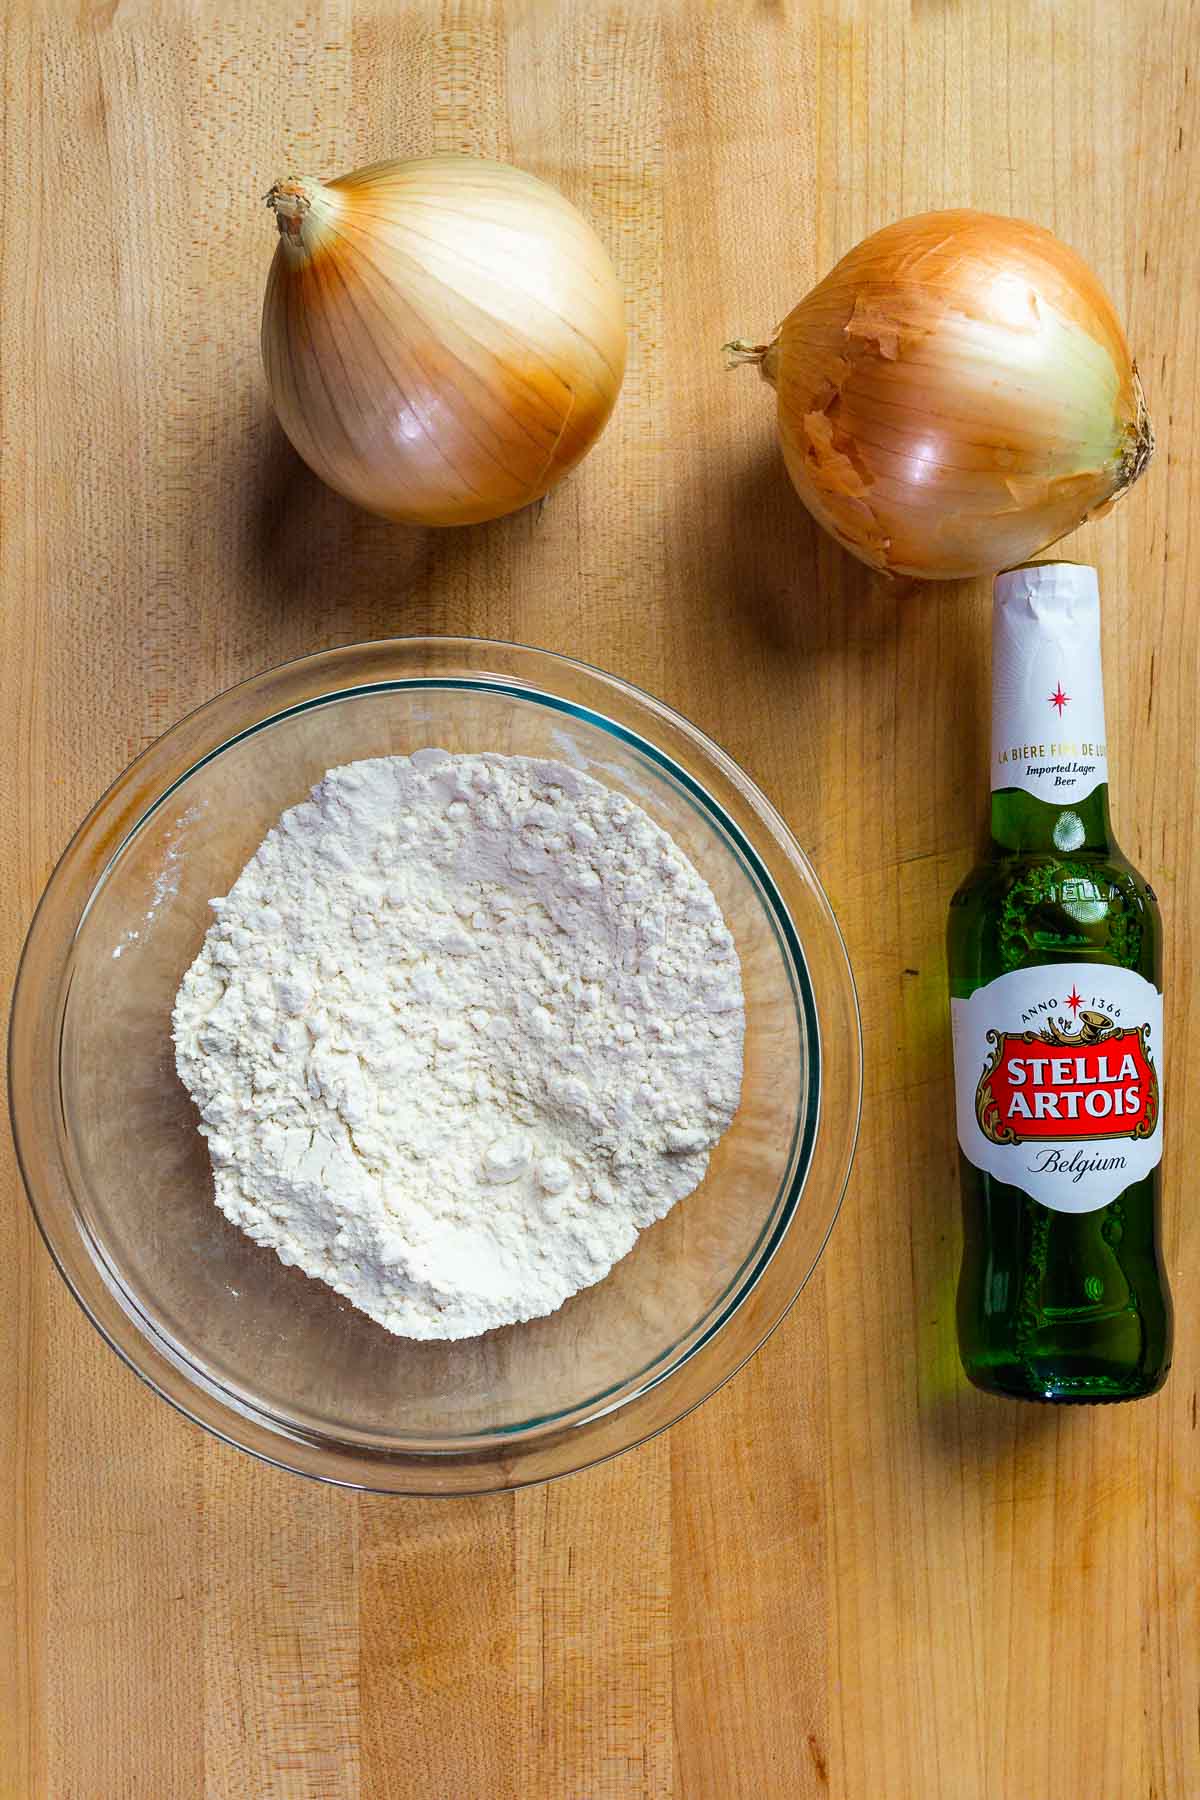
[
  {"xmin": 951, "ymin": 964, "xmax": 1163, "ymax": 1213},
  {"xmin": 992, "ymin": 563, "xmax": 1109, "ymax": 805}
]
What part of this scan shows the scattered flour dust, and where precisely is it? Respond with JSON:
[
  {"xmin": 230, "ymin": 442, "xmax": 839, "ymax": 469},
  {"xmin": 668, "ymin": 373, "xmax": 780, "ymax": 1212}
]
[{"xmin": 172, "ymin": 750, "xmax": 745, "ymax": 1339}]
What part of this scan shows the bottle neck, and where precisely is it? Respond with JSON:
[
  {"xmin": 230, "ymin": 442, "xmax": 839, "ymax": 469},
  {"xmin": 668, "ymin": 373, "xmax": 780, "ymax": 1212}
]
[
  {"xmin": 989, "ymin": 782, "xmax": 1115, "ymax": 856},
  {"xmin": 989, "ymin": 562, "xmax": 1112, "ymax": 858}
]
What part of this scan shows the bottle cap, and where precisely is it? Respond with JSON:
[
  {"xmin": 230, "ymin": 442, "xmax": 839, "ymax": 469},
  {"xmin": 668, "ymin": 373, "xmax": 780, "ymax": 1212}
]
[{"xmin": 994, "ymin": 561, "xmax": 1099, "ymax": 608}]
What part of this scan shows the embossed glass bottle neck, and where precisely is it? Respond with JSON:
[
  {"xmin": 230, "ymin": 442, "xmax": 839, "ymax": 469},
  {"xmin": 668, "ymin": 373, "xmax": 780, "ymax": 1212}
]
[{"xmin": 989, "ymin": 784, "xmax": 1116, "ymax": 857}]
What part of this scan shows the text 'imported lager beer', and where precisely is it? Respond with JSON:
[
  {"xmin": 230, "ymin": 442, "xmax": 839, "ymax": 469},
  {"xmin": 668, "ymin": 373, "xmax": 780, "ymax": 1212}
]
[{"xmin": 948, "ymin": 562, "xmax": 1171, "ymax": 1402}]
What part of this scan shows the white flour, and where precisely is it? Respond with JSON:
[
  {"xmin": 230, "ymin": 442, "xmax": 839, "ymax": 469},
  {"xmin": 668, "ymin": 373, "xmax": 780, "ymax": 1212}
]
[{"xmin": 173, "ymin": 750, "xmax": 744, "ymax": 1339}]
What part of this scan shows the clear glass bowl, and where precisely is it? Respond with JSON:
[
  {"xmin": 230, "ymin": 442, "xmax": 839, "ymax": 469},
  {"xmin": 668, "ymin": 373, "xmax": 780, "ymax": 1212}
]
[{"xmin": 9, "ymin": 640, "xmax": 860, "ymax": 1493}]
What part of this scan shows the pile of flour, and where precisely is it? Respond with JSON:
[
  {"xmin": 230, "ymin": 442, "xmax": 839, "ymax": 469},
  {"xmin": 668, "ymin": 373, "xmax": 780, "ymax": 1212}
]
[{"xmin": 173, "ymin": 750, "xmax": 744, "ymax": 1339}]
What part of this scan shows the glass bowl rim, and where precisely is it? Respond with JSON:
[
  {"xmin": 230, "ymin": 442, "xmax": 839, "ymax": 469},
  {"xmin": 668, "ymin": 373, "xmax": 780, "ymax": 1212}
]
[{"xmin": 9, "ymin": 636, "xmax": 862, "ymax": 1494}]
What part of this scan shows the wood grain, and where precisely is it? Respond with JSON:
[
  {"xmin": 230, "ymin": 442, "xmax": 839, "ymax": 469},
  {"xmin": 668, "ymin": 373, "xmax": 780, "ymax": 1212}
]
[{"xmin": 2, "ymin": 3, "xmax": 1198, "ymax": 1795}]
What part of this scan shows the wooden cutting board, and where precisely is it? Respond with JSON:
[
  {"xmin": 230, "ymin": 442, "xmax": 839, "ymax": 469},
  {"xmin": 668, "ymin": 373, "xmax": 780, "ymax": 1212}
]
[{"xmin": 2, "ymin": 3, "xmax": 1197, "ymax": 1794}]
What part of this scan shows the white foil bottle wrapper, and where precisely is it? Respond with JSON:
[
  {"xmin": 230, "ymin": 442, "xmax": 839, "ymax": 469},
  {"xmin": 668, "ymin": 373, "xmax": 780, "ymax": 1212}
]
[{"xmin": 991, "ymin": 562, "xmax": 1109, "ymax": 805}]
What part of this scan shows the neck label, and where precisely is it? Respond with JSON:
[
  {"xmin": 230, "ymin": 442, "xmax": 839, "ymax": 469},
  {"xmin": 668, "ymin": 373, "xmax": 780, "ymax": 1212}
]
[
  {"xmin": 992, "ymin": 565, "xmax": 1108, "ymax": 804},
  {"xmin": 952, "ymin": 964, "xmax": 1163, "ymax": 1212}
]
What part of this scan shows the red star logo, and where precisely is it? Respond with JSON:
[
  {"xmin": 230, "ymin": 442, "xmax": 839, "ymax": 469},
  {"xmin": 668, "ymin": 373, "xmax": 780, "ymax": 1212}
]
[
  {"xmin": 1049, "ymin": 682, "xmax": 1070, "ymax": 716},
  {"xmin": 1066, "ymin": 986, "xmax": 1083, "ymax": 1015}
]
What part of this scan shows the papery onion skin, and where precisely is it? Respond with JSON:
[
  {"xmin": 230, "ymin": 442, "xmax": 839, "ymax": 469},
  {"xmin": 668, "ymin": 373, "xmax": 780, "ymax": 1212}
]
[
  {"xmin": 262, "ymin": 155, "xmax": 627, "ymax": 527},
  {"xmin": 734, "ymin": 210, "xmax": 1153, "ymax": 579}
]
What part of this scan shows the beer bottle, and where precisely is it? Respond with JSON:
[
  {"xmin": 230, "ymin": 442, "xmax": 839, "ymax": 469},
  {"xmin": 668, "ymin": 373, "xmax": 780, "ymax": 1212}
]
[{"xmin": 948, "ymin": 562, "xmax": 1171, "ymax": 1402}]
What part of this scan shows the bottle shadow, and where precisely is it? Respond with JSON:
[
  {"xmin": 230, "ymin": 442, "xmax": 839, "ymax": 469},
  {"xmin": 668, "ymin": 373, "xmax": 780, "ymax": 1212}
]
[
  {"xmin": 919, "ymin": 1380, "xmax": 1067, "ymax": 1473},
  {"xmin": 683, "ymin": 441, "xmax": 1018, "ymax": 1482}
]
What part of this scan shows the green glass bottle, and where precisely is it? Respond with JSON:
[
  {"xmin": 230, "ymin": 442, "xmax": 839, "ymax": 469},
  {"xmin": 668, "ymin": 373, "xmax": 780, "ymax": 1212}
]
[{"xmin": 948, "ymin": 562, "xmax": 1171, "ymax": 1403}]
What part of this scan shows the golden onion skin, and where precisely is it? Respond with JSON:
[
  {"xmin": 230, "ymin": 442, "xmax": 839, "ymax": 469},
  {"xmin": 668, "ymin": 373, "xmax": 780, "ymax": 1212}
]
[
  {"xmin": 753, "ymin": 210, "xmax": 1152, "ymax": 579},
  {"xmin": 262, "ymin": 155, "xmax": 627, "ymax": 527}
]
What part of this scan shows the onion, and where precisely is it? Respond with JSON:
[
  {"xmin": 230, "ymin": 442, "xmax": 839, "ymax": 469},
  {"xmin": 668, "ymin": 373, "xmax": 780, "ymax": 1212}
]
[
  {"xmin": 729, "ymin": 210, "xmax": 1153, "ymax": 579},
  {"xmin": 261, "ymin": 155, "xmax": 627, "ymax": 526}
]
